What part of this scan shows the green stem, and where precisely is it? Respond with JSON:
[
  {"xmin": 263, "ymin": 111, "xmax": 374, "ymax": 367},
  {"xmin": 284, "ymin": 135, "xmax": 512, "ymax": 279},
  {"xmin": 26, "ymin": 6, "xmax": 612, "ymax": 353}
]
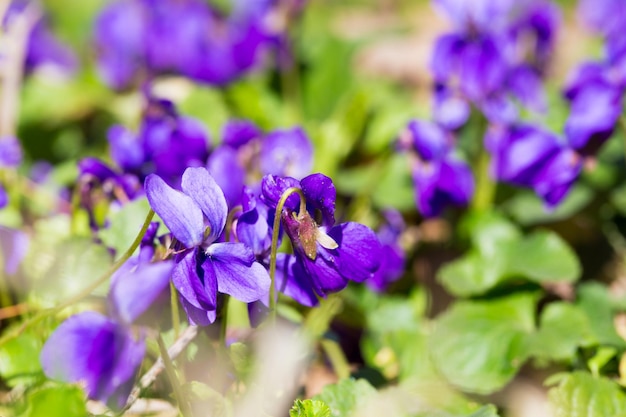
[
  {"xmin": 471, "ymin": 114, "xmax": 494, "ymax": 212},
  {"xmin": 170, "ymin": 281, "xmax": 181, "ymax": 339},
  {"xmin": 320, "ymin": 339, "xmax": 351, "ymax": 380},
  {"xmin": 0, "ymin": 209, "xmax": 155, "ymax": 346},
  {"xmin": 224, "ymin": 206, "xmax": 242, "ymax": 242},
  {"xmin": 619, "ymin": 117, "xmax": 626, "ymax": 163},
  {"xmin": 219, "ymin": 294, "xmax": 230, "ymax": 345},
  {"xmin": 156, "ymin": 334, "xmax": 192, "ymax": 417},
  {"xmin": 268, "ymin": 187, "xmax": 307, "ymax": 322}
]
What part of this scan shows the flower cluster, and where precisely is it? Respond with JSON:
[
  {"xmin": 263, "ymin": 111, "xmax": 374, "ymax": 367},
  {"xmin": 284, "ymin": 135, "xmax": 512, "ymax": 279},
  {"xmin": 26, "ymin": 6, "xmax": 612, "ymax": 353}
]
[{"xmin": 94, "ymin": 0, "xmax": 278, "ymax": 90}]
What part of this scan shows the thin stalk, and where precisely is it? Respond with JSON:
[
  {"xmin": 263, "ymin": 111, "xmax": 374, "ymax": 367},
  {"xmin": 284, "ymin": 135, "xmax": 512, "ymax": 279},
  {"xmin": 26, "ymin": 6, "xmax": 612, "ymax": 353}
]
[
  {"xmin": 170, "ymin": 281, "xmax": 181, "ymax": 339},
  {"xmin": 0, "ymin": 209, "xmax": 155, "ymax": 346},
  {"xmin": 619, "ymin": 117, "xmax": 626, "ymax": 164},
  {"xmin": 320, "ymin": 339, "xmax": 351, "ymax": 380},
  {"xmin": 268, "ymin": 187, "xmax": 306, "ymax": 322},
  {"xmin": 471, "ymin": 115, "xmax": 494, "ymax": 212},
  {"xmin": 219, "ymin": 294, "xmax": 230, "ymax": 345},
  {"xmin": 156, "ymin": 333, "xmax": 192, "ymax": 417},
  {"xmin": 224, "ymin": 205, "xmax": 242, "ymax": 242}
]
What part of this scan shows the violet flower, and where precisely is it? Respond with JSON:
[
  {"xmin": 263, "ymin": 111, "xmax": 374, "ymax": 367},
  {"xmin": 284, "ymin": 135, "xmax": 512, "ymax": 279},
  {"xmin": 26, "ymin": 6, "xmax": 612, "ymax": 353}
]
[
  {"xmin": 487, "ymin": 124, "xmax": 582, "ymax": 206},
  {"xmin": 401, "ymin": 120, "xmax": 474, "ymax": 217},
  {"xmin": 40, "ymin": 259, "xmax": 174, "ymax": 410},
  {"xmin": 94, "ymin": 0, "xmax": 275, "ymax": 90},
  {"xmin": 261, "ymin": 173, "xmax": 382, "ymax": 300},
  {"xmin": 145, "ymin": 167, "xmax": 270, "ymax": 326},
  {"xmin": 3, "ymin": 0, "xmax": 76, "ymax": 75},
  {"xmin": 367, "ymin": 210, "xmax": 406, "ymax": 292},
  {"xmin": 108, "ymin": 98, "xmax": 210, "ymax": 186}
]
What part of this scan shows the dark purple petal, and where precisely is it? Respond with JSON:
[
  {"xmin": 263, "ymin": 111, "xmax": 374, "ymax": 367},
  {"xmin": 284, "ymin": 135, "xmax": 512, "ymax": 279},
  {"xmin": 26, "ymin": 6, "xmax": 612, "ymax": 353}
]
[
  {"xmin": 533, "ymin": 148, "xmax": 582, "ymax": 207},
  {"xmin": 109, "ymin": 260, "xmax": 174, "ymax": 324},
  {"xmin": 180, "ymin": 297, "xmax": 217, "ymax": 326},
  {"xmin": 172, "ymin": 249, "xmax": 216, "ymax": 311},
  {"xmin": 181, "ymin": 167, "xmax": 228, "ymax": 243},
  {"xmin": 107, "ymin": 125, "xmax": 144, "ymax": 172},
  {"xmin": 207, "ymin": 146, "xmax": 246, "ymax": 209},
  {"xmin": 487, "ymin": 124, "xmax": 560, "ymax": 185},
  {"xmin": 94, "ymin": 0, "xmax": 146, "ymax": 90},
  {"xmin": 222, "ymin": 119, "xmax": 261, "ymax": 148},
  {"xmin": 302, "ymin": 252, "xmax": 349, "ymax": 295},
  {"xmin": 145, "ymin": 173, "xmax": 205, "ymax": 248},
  {"xmin": 564, "ymin": 81, "xmax": 622, "ymax": 156},
  {"xmin": 367, "ymin": 243, "xmax": 405, "ymax": 292},
  {"xmin": 301, "ymin": 173, "xmax": 336, "ymax": 227},
  {"xmin": 40, "ymin": 312, "xmax": 145, "ymax": 409},
  {"xmin": 406, "ymin": 120, "xmax": 450, "ymax": 161},
  {"xmin": 78, "ymin": 157, "xmax": 118, "ymax": 182},
  {"xmin": 261, "ymin": 174, "xmax": 301, "ymax": 211},
  {"xmin": 431, "ymin": 34, "xmax": 464, "ymax": 83},
  {"xmin": 481, "ymin": 93, "xmax": 518, "ymax": 125},
  {"xmin": 433, "ymin": 92, "xmax": 470, "ymax": 131},
  {"xmin": 0, "ymin": 226, "xmax": 29, "ymax": 275},
  {"xmin": 324, "ymin": 222, "xmax": 382, "ymax": 283},
  {"xmin": 507, "ymin": 65, "xmax": 546, "ymax": 113},
  {"xmin": 259, "ymin": 127, "xmax": 314, "ymax": 179},
  {"xmin": 275, "ymin": 254, "xmax": 319, "ymax": 307},
  {"xmin": 460, "ymin": 36, "xmax": 506, "ymax": 101},
  {"xmin": 205, "ymin": 242, "xmax": 270, "ymax": 303},
  {"xmin": 236, "ymin": 201, "xmax": 272, "ymax": 257}
]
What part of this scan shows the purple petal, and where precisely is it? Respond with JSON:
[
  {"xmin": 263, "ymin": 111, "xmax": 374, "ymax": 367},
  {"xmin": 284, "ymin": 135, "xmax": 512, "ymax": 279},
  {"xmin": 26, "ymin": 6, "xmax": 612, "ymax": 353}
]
[
  {"xmin": 0, "ymin": 226, "xmax": 28, "ymax": 275},
  {"xmin": 172, "ymin": 249, "xmax": 217, "ymax": 311},
  {"xmin": 259, "ymin": 127, "xmax": 314, "ymax": 179},
  {"xmin": 406, "ymin": 120, "xmax": 450, "ymax": 161},
  {"xmin": 275, "ymin": 254, "xmax": 319, "ymax": 307},
  {"xmin": 431, "ymin": 34, "xmax": 464, "ymax": 83},
  {"xmin": 368, "ymin": 244, "xmax": 405, "ymax": 292},
  {"xmin": 205, "ymin": 242, "xmax": 271, "ymax": 303},
  {"xmin": 180, "ymin": 297, "xmax": 217, "ymax": 326},
  {"xmin": 301, "ymin": 173, "xmax": 336, "ymax": 227},
  {"xmin": 222, "ymin": 119, "xmax": 261, "ymax": 148},
  {"xmin": 460, "ymin": 36, "xmax": 506, "ymax": 101},
  {"xmin": 236, "ymin": 201, "xmax": 272, "ymax": 257},
  {"xmin": 107, "ymin": 125, "xmax": 144, "ymax": 172},
  {"xmin": 325, "ymin": 222, "xmax": 382, "ymax": 283},
  {"xmin": 261, "ymin": 174, "xmax": 301, "ymax": 211},
  {"xmin": 145, "ymin": 173, "xmax": 204, "ymax": 248},
  {"xmin": 0, "ymin": 136, "xmax": 22, "ymax": 168},
  {"xmin": 433, "ymin": 93, "xmax": 470, "ymax": 131},
  {"xmin": 207, "ymin": 146, "xmax": 246, "ymax": 209},
  {"xmin": 181, "ymin": 167, "xmax": 228, "ymax": 243},
  {"xmin": 533, "ymin": 148, "xmax": 583, "ymax": 207},
  {"xmin": 109, "ymin": 259, "xmax": 175, "ymax": 324},
  {"xmin": 507, "ymin": 65, "xmax": 547, "ymax": 113},
  {"xmin": 40, "ymin": 312, "xmax": 145, "ymax": 409}
]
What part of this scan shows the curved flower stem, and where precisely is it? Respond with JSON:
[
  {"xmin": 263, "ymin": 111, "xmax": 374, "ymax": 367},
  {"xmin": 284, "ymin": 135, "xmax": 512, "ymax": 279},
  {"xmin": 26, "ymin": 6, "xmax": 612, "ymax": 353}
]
[
  {"xmin": 225, "ymin": 205, "xmax": 242, "ymax": 242},
  {"xmin": 320, "ymin": 339, "xmax": 351, "ymax": 379},
  {"xmin": 156, "ymin": 333, "xmax": 192, "ymax": 417},
  {"xmin": 268, "ymin": 187, "xmax": 307, "ymax": 322},
  {"xmin": 0, "ymin": 209, "xmax": 155, "ymax": 347}
]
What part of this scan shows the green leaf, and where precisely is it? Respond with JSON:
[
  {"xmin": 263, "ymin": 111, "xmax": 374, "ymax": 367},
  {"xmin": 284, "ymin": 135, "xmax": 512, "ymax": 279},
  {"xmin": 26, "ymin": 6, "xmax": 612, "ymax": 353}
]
[
  {"xmin": 504, "ymin": 186, "xmax": 593, "ymax": 226},
  {"xmin": 509, "ymin": 230, "xmax": 581, "ymax": 284},
  {"xmin": 577, "ymin": 283, "xmax": 626, "ymax": 347},
  {"xmin": 22, "ymin": 384, "xmax": 87, "ymax": 417},
  {"xmin": 548, "ymin": 372, "xmax": 626, "ymax": 417},
  {"xmin": 290, "ymin": 400, "xmax": 332, "ymax": 417},
  {"xmin": 437, "ymin": 250, "xmax": 511, "ymax": 297},
  {"xmin": 465, "ymin": 405, "xmax": 501, "ymax": 417},
  {"xmin": 314, "ymin": 378, "xmax": 377, "ymax": 417},
  {"xmin": 530, "ymin": 302, "xmax": 594, "ymax": 362},
  {"xmin": 588, "ymin": 347, "xmax": 618, "ymax": 377},
  {"xmin": 0, "ymin": 332, "xmax": 43, "ymax": 388},
  {"xmin": 430, "ymin": 293, "xmax": 537, "ymax": 394},
  {"xmin": 98, "ymin": 197, "xmax": 151, "ymax": 256},
  {"xmin": 29, "ymin": 236, "xmax": 113, "ymax": 307}
]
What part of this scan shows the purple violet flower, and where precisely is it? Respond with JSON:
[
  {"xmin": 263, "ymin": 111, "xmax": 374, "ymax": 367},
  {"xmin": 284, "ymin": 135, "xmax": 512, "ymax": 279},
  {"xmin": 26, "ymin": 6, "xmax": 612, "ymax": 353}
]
[
  {"xmin": 487, "ymin": 124, "xmax": 582, "ymax": 206},
  {"xmin": 367, "ymin": 210, "xmax": 406, "ymax": 292},
  {"xmin": 40, "ymin": 258, "xmax": 174, "ymax": 409},
  {"xmin": 108, "ymin": 98, "xmax": 210, "ymax": 186},
  {"xmin": 94, "ymin": 0, "xmax": 275, "ymax": 90},
  {"xmin": 261, "ymin": 173, "xmax": 382, "ymax": 300},
  {"xmin": 145, "ymin": 167, "xmax": 270, "ymax": 326},
  {"xmin": 401, "ymin": 120, "xmax": 474, "ymax": 217}
]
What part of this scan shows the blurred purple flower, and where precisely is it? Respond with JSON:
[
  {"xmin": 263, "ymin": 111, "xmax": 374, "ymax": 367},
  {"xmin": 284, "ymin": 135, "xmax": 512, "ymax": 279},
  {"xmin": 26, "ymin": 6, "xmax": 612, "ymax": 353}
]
[
  {"xmin": 108, "ymin": 98, "xmax": 210, "ymax": 186},
  {"xmin": 94, "ymin": 0, "xmax": 276, "ymax": 90},
  {"xmin": 41, "ymin": 259, "xmax": 174, "ymax": 409},
  {"xmin": 3, "ymin": 0, "xmax": 76, "ymax": 75},
  {"xmin": 145, "ymin": 167, "xmax": 270, "ymax": 325},
  {"xmin": 487, "ymin": 124, "xmax": 582, "ymax": 206},
  {"xmin": 367, "ymin": 210, "xmax": 406, "ymax": 292},
  {"xmin": 402, "ymin": 120, "xmax": 474, "ymax": 217},
  {"xmin": 261, "ymin": 173, "xmax": 382, "ymax": 301},
  {"xmin": 259, "ymin": 127, "xmax": 314, "ymax": 179},
  {"xmin": 0, "ymin": 226, "xmax": 29, "ymax": 275}
]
